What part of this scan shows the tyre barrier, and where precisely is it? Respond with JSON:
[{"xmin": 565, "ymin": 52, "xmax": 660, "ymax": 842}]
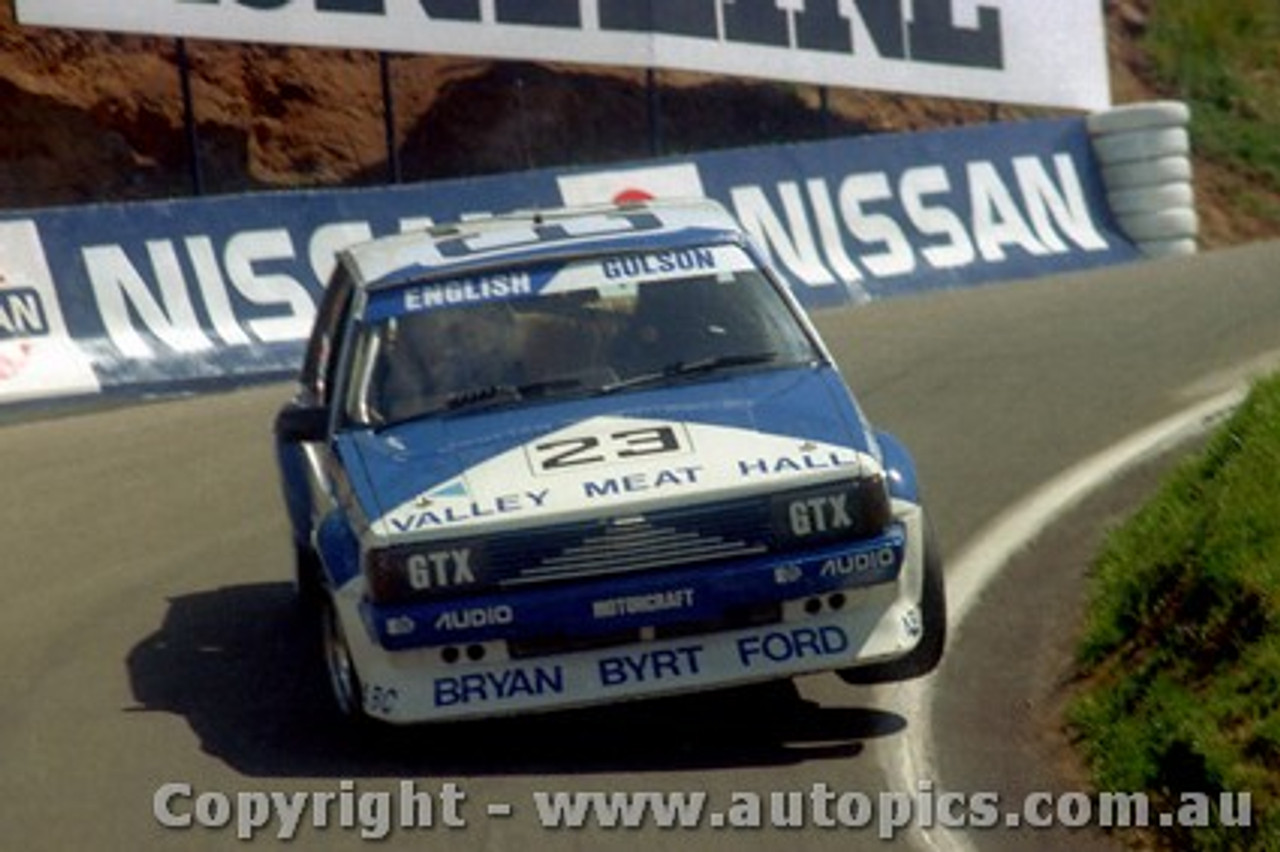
[{"xmin": 1089, "ymin": 100, "xmax": 1197, "ymax": 258}]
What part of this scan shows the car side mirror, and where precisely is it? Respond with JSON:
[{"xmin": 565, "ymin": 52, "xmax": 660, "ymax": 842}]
[{"xmin": 274, "ymin": 405, "xmax": 329, "ymax": 443}]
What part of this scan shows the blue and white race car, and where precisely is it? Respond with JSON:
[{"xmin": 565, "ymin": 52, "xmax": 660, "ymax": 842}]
[{"xmin": 274, "ymin": 199, "xmax": 945, "ymax": 724}]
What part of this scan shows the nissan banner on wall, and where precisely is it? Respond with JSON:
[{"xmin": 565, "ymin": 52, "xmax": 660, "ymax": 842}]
[
  {"xmin": 0, "ymin": 119, "xmax": 1137, "ymax": 406},
  {"xmin": 16, "ymin": 0, "xmax": 1111, "ymax": 111}
]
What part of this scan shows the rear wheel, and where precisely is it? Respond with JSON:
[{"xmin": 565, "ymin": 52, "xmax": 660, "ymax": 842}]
[{"xmin": 838, "ymin": 519, "xmax": 946, "ymax": 685}]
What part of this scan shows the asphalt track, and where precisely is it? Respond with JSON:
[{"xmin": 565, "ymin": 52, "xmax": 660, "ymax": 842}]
[{"xmin": 3, "ymin": 239, "xmax": 1280, "ymax": 851}]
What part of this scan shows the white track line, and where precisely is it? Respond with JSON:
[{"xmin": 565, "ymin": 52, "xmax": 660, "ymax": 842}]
[{"xmin": 883, "ymin": 386, "xmax": 1247, "ymax": 852}]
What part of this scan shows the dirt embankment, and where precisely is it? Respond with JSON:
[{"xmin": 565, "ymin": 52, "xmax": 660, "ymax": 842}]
[{"xmin": 0, "ymin": 1, "xmax": 1274, "ymax": 248}]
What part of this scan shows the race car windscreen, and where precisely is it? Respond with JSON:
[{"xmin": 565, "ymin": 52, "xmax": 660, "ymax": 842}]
[{"xmin": 345, "ymin": 244, "xmax": 822, "ymax": 428}]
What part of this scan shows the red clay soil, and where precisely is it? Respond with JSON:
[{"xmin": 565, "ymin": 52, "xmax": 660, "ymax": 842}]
[{"xmin": 0, "ymin": 0, "xmax": 1275, "ymax": 248}]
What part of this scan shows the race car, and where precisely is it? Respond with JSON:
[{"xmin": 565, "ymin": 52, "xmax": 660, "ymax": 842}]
[{"xmin": 273, "ymin": 198, "xmax": 945, "ymax": 724}]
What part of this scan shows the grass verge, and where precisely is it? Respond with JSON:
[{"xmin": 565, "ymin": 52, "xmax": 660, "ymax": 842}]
[
  {"xmin": 1069, "ymin": 373, "xmax": 1280, "ymax": 850},
  {"xmin": 1143, "ymin": 0, "xmax": 1280, "ymax": 230}
]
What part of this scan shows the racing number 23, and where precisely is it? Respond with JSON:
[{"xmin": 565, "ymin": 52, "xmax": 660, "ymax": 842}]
[{"xmin": 532, "ymin": 426, "xmax": 684, "ymax": 472}]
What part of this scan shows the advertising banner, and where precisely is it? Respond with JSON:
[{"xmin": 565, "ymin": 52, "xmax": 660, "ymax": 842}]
[
  {"xmin": 0, "ymin": 119, "xmax": 1138, "ymax": 406},
  {"xmin": 16, "ymin": 0, "xmax": 1111, "ymax": 111}
]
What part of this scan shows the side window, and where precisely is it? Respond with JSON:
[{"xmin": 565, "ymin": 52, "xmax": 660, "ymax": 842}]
[{"xmin": 300, "ymin": 262, "xmax": 355, "ymax": 406}]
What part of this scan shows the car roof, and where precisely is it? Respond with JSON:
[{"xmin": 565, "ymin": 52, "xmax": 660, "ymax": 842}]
[{"xmin": 342, "ymin": 198, "xmax": 747, "ymax": 292}]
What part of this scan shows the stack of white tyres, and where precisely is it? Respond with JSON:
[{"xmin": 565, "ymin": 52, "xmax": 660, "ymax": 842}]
[{"xmin": 1088, "ymin": 101, "xmax": 1198, "ymax": 258}]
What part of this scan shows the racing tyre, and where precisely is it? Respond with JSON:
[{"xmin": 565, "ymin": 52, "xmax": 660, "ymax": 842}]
[
  {"xmin": 320, "ymin": 595, "xmax": 367, "ymax": 721},
  {"xmin": 1107, "ymin": 183, "xmax": 1195, "ymax": 217},
  {"xmin": 1091, "ymin": 127, "xmax": 1190, "ymax": 166},
  {"xmin": 1116, "ymin": 208, "xmax": 1199, "ymax": 243},
  {"xmin": 1138, "ymin": 237, "xmax": 1198, "ymax": 259},
  {"xmin": 1086, "ymin": 101, "xmax": 1190, "ymax": 136},
  {"xmin": 1101, "ymin": 156, "xmax": 1192, "ymax": 190},
  {"xmin": 837, "ymin": 520, "xmax": 946, "ymax": 685}
]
